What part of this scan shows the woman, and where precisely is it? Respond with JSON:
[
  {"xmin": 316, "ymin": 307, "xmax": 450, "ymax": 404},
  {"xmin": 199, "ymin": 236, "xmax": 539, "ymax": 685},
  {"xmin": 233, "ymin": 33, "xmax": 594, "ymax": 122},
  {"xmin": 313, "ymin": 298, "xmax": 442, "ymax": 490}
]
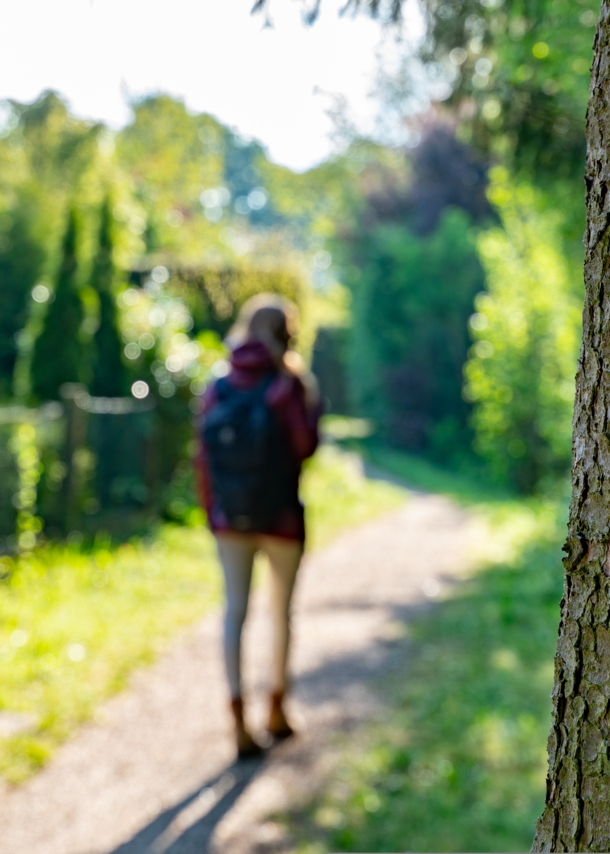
[{"xmin": 197, "ymin": 294, "xmax": 320, "ymax": 758}]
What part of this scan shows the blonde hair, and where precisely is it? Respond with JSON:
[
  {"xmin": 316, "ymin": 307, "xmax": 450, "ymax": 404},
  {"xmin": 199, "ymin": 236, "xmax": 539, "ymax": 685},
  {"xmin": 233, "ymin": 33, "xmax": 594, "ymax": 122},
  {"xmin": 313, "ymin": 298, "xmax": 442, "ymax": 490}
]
[{"xmin": 227, "ymin": 293, "xmax": 299, "ymax": 359}]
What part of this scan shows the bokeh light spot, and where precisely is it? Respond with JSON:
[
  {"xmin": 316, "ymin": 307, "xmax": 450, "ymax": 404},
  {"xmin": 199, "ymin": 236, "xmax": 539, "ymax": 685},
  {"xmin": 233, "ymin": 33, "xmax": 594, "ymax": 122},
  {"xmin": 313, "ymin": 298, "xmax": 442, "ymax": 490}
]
[
  {"xmin": 532, "ymin": 42, "xmax": 549, "ymax": 59},
  {"xmin": 129, "ymin": 216, "xmax": 147, "ymax": 235},
  {"xmin": 449, "ymin": 47, "xmax": 467, "ymax": 65},
  {"xmin": 475, "ymin": 57, "xmax": 493, "ymax": 76},
  {"xmin": 124, "ymin": 342, "xmax": 141, "ymax": 360},
  {"xmin": 32, "ymin": 284, "xmax": 50, "ymax": 303},
  {"xmin": 131, "ymin": 380, "xmax": 150, "ymax": 400},
  {"xmin": 151, "ymin": 266, "xmax": 169, "ymax": 284},
  {"xmin": 120, "ymin": 288, "xmax": 140, "ymax": 307},
  {"xmin": 165, "ymin": 354, "xmax": 183, "ymax": 373},
  {"xmin": 211, "ymin": 360, "xmax": 230, "ymax": 378},
  {"xmin": 149, "ymin": 307, "xmax": 166, "ymax": 327},
  {"xmin": 159, "ymin": 381, "xmax": 176, "ymax": 398},
  {"xmin": 10, "ymin": 629, "xmax": 28, "ymax": 648},
  {"xmin": 423, "ymin": 579, "xmax": 441, "ymax": 597},
  {"xmin": 67, "ymin": 643, "xmax": 86, "ymax": 662},
  {"xmin": 247, "ymin": 188, "xmax": 268, "ymax": 210},
  {"xmin": 234, "ymin": 197, "xmax": 250, "ymax": 216},
  {"xmin": 139, "ymin": 333, "xmax": 155, "ymax": 350}
]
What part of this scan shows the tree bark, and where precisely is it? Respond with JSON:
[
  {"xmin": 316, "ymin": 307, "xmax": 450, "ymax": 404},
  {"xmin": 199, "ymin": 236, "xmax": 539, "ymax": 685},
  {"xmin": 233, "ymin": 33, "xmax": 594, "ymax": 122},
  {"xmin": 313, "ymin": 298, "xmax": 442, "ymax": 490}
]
[{"xmin": 532, "ymin": 5, "xmax": 610, "ymax": 850}]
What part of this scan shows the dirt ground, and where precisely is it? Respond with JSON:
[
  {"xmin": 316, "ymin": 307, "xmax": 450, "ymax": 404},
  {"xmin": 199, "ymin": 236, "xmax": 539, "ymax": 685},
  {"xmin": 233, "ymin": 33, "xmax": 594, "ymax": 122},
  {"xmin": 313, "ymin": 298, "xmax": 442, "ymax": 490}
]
[{"xmin": 0, "ymin": 492, "xmax": 481, "ymax": 854}]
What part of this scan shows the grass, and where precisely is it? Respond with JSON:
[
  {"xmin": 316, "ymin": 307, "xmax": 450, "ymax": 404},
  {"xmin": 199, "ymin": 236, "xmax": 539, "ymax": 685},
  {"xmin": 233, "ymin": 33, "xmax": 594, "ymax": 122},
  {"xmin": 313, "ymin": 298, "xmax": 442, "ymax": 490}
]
[
  {"xmin": 363, "ymin": 443, "xmax": 514, "ymax": 506},
  {"xmin": 302, "ymin": 444, "xmax": 407, "ymax": 550},
  {"xmin": 275, "ymin": 448, "xmax": 568, "ymax": 853},
  {"xmin": 0, "ymin": 527, "xmax": 223, "ymax": 782},
  {"xmin": 0, "ymin": 444, "xmax": 407, "ymax": 783},
  {"xmin": 320, "ymin": 413, "xmax": 529, "ymax": 507},
  {"xmin": 1, "ymin": 428, "xmax": 566, "ymax": 850}
]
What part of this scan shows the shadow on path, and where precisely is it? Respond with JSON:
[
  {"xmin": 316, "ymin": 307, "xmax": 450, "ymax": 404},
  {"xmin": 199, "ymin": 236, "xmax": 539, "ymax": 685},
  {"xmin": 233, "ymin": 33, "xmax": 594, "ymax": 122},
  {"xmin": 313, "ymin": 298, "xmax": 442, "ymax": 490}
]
[
  {"xmin": 106, "ymin": 592, "xmax": 457, "ymax": 854},
  {"xmin": 0, "ymin": 496, "xmax": 476, "ymax": 854},
  {"xmin": 109, "ymin": 758, "xmax": 265, "ymax": 854}
]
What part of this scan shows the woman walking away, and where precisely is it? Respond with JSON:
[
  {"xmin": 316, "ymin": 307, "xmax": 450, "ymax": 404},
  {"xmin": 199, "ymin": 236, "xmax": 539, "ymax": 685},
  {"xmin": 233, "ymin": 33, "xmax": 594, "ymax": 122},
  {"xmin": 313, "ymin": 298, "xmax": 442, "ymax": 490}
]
[{"xmin": 196, "ymin": 294, "xmax": 320, "ymax": 759}]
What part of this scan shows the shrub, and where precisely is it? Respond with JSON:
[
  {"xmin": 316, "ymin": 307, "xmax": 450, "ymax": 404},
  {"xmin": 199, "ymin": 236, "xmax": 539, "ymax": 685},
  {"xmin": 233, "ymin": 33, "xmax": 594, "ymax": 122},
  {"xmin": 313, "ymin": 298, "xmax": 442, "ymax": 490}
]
[{"xmin": 464, "ymin": 172, "xmax": 581, "ymax": 493}]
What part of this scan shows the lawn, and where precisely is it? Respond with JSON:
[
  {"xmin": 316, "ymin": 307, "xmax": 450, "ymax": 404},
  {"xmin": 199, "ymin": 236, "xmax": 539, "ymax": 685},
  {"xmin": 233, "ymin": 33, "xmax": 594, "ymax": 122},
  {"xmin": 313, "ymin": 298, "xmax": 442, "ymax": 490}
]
[
  {"xmin": 278, "ymin": 449, "xmax": 567, "ymax": 853},
  {"xmin": 0, "ymin": 443, "xmax": 407, "ymax": 783}
]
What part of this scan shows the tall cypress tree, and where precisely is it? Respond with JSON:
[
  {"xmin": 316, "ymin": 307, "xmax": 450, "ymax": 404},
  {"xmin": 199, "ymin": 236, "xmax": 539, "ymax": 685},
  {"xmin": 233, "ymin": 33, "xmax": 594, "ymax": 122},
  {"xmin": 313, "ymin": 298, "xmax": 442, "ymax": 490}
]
[
  {"xmin": 31, "ymin": 207, "xmax": 85, "ymax": 401},
  {"xmin": 0, "ymin": 194, "xmax": 46, "ymax": 399},
  {"xmin": 89, "ymin": 196, "xmax": 126, "ymax": 397}
]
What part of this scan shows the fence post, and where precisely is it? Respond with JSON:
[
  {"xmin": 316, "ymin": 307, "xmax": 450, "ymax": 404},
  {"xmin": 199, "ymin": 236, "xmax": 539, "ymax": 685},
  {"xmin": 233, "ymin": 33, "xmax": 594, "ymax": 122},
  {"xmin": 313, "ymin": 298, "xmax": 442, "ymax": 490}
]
[{"xmin": 59, "ymin": 383, "xmax": 89, "ymax": 534}]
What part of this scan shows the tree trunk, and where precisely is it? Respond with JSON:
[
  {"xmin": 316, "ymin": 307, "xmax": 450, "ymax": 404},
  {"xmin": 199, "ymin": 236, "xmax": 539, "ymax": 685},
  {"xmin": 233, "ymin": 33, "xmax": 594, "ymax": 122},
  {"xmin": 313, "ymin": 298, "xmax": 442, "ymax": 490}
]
[{"xmin": 532, "ymin": 5, "xmax": 610, "ymax": 850}]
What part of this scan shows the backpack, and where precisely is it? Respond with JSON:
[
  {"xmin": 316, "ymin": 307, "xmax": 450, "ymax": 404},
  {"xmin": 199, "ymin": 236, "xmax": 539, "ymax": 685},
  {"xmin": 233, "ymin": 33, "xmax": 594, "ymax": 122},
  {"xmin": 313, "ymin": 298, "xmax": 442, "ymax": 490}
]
[{"xmin": 202, "ymin": 372, "xmax": 295, "ymax": 532}]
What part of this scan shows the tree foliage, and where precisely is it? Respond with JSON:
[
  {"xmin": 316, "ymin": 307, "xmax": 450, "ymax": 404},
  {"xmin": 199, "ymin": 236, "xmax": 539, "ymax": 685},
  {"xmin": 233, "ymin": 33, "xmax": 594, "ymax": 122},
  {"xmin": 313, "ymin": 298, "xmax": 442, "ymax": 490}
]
[
  {"xmin": 464, "ymin": 171, "xmax": 581, "ymax": 492},
  {"xmin": 333, "ymin": 128, "xmax": 490, "ymax": 457},
  {"xmin": 274, "ymin": 0, "xmax": 596, "ymax": 193},
  {"xmin": 8, "ymin": 91, "xmax": 101, "ymax": 197},
  {"xmin": 0, "ymin": 89, "xmax": 353, "ymax": 403},
  {"xmin": 251, "ymin": 0, "xmax": 403, "ymax": 25},
  {"xmin": 344, "ymin": 206, "xmax": 485, "ymax": 456},
  {"xmin": 0, "ymin": 192, "xmax": 46, "ymax": 398},
  {"xmin": 362, "ymin": 124, "xmax": 491, "ymax": 234},
  {"xmin": 173, "ymin": 264, "xmax": 304, "ymax": 338},
  {"xmin": 419, "ymin": 0, "xmax": 598, "ymax": 189},
  {"xmin": 0, "ymin": 92, "xmax": 105, "ymax": 400},
  {"xmin": 30, "ymin": 209, "xmax": 86, "ymax": 402},
  {"xmin": 89, "ymin": 197, "xmax": 128, "ymax": 397}
]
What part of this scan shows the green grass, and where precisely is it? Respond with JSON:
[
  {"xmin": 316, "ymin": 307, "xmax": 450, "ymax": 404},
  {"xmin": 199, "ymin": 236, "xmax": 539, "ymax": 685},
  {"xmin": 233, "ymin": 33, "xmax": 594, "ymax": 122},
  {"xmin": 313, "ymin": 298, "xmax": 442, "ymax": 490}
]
[
  {"xmin": 302, "ymin": 444, "xmax": 406, "ymax": 550},
  {"xmin": 0, "ymin": 444, "xmax": 407, "ymax": 783},
  {"xmin": 320, "ymin": 414, "xmax": 537, "ymax": 507},
  {"xmin": 363, "ymin": 443, "xmax": 514, "ymax": 506},
  {"xmin": 277, "ymin": 452, "xmax": 567, "ymax": 853},
  {"xmin": 0, "ymin": 526, "xmax": 223, "ymax": 782}
]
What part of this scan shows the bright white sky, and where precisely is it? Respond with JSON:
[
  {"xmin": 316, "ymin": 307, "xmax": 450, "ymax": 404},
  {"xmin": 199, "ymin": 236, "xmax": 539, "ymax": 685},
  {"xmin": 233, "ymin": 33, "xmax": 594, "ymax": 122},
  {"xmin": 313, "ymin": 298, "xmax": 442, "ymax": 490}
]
[{"xmin": 0, "ymin": 0, "xmax": 423, "ymax": 171}]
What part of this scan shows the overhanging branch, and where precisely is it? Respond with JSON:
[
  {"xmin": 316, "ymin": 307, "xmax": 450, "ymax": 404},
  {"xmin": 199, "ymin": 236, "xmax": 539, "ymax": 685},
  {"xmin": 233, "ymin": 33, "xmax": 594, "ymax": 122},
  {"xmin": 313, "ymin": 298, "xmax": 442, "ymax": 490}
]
[{"xmin": 251, "ymin": 0, "xmax": 403, "ymax": 25}]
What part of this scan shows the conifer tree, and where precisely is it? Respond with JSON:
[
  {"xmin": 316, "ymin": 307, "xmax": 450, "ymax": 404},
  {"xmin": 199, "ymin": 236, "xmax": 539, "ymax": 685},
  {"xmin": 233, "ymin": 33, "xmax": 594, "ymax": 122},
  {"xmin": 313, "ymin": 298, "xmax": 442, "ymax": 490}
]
[
  {"xmin": 30, "ymin": 207, "xmax": 85, "ymax": 401},
  {"xmin": 0, "ymin": 194, "xmax": 46, "ymax": 399},
  {"xmin": 89, "ymin": 196, "xmax": 126, "ymax": 397}
]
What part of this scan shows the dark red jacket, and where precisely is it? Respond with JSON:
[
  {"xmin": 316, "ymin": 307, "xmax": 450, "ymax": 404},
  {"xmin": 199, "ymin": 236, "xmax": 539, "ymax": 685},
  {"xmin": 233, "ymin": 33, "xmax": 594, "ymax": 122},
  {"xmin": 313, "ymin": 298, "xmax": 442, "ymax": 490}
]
[{"xmin": 195, "ymin": 341, "xmax": 320, "ymax": 542}]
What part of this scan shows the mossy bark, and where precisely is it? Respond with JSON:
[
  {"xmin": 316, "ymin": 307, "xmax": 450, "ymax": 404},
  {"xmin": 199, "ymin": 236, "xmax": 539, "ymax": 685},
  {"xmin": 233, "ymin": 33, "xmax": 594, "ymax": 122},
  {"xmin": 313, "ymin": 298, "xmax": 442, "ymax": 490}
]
[{"xmin": 533, "ymin": 6, "xmax": 610, "ymax": 850}]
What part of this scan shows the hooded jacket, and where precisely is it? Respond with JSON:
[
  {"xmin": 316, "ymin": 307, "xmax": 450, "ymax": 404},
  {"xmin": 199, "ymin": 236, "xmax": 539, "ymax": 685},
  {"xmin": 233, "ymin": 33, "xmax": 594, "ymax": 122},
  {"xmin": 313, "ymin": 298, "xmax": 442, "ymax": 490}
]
[{"xmin": 196, "ymin": 340, "xmax": 320, "ymax": 542}]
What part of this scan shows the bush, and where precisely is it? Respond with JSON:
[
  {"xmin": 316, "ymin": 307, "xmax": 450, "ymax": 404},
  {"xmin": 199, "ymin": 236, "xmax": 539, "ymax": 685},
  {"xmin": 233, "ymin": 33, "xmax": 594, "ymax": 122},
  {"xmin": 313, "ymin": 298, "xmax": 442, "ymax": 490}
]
[
  {"xmin": 464, "ymin": 172, "xmax": 581, "ymax": 493},
  {"xmin": 173, "ymin": 264, "xmax": 304, "ymax": 338},
  {"xmin": 344, "ymin": 208, "xmax": 485, "ymax": 461},
  {"xmin": 311, "ymin": 326, "xmax": 350, "ymax": 415}
]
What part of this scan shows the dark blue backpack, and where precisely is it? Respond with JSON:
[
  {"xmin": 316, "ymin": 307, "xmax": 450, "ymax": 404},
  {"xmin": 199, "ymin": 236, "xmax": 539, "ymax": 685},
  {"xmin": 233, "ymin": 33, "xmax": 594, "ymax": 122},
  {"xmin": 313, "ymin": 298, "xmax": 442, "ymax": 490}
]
[{"xmin": 202, "ymin": 373, "xmax": 295, "ymax": 532}]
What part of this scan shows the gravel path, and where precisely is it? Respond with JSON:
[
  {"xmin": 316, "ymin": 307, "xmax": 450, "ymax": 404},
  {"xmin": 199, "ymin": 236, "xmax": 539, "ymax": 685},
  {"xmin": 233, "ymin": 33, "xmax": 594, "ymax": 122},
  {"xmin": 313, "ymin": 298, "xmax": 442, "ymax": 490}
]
[{"xmin": 0, "ymin": 492, "xmax": 481, "ymax": 854}]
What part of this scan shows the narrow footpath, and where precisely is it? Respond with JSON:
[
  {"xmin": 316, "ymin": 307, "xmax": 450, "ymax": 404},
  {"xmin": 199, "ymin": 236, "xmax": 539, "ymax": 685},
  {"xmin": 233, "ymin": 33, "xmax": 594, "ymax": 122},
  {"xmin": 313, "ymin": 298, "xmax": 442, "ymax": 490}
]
[{"xmin": 0, "ymin": 493, "xmax": 481, "ymax": 854}]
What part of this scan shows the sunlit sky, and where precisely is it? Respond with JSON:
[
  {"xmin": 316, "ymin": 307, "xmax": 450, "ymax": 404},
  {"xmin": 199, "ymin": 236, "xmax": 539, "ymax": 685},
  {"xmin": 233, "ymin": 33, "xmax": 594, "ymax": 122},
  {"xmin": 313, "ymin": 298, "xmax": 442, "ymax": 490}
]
[{"xmin": 0, "ymin": 0, "xmax": 423, "ymax": 172}]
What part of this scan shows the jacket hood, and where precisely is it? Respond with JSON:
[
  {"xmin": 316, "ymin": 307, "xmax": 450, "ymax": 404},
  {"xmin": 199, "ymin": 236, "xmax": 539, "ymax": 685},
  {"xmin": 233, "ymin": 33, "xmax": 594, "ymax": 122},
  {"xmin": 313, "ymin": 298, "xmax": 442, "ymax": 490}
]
[{"xmin": 229, "ymin": 340, "xmax": 277, "ymax": 379}]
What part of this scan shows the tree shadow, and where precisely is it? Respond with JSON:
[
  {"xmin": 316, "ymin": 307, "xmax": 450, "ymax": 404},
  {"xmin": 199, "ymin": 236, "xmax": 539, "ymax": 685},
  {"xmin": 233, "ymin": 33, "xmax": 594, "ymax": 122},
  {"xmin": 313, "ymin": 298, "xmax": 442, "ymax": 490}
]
[
  {"xmin": 108, "ymin": 757, "xmax": 265, "ymax": 854},
  {"xmin": 103, "ymin": 594, "xmax": 437, "ymax": 854},
  {"xmin": 100, "ymin": 556, "xmax": 486, "ymax": 853},
  {"xmin": 275, "ymin": 529, "xmax": 565, "ymax": 853}
]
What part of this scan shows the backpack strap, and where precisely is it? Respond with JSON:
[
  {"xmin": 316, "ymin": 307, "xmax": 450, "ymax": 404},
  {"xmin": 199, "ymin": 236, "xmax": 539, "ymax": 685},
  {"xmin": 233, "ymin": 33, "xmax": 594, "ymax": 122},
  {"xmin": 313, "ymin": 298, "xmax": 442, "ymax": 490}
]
[
  {"xmin": 214, "ymin": 376, "xmax": 231, "ymax": 401},
  {"xmin": 215, "ymin": 370, "xmax": 278, "ymax": 401}
]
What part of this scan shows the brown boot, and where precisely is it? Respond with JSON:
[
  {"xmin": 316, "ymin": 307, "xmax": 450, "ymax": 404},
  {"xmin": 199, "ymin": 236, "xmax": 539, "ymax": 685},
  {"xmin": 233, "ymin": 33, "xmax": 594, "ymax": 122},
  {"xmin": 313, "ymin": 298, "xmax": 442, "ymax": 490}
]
[
  {"xmin": 268, "ymin": 691, "xmax": 294, "ymax": 739},
  {"xmin": 230, "ymin": 697, "xmax": 263, "ymax": 759}
]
